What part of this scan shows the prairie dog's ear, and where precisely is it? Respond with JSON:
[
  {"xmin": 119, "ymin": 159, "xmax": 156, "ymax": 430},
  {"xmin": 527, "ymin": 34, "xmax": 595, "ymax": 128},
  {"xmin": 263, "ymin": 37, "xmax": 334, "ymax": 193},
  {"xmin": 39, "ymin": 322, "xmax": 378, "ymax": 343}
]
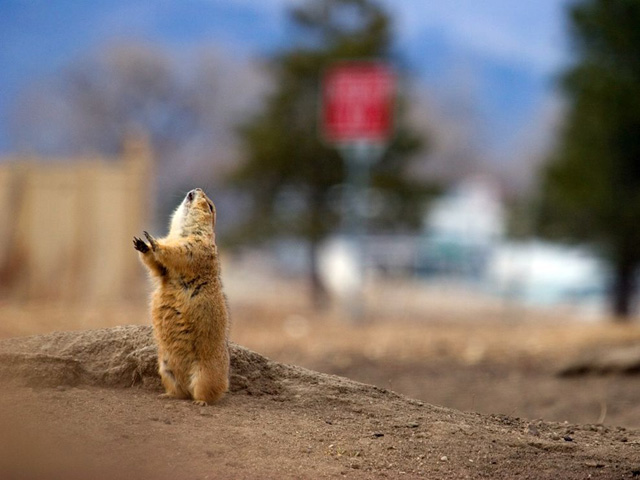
[
  {"xmin": 209, "ymin": 202, "xmax": 216, "ymax": 230},
  {"xmin": 209, "ymin": 202, "xmax": 216, "ymax": 244}
]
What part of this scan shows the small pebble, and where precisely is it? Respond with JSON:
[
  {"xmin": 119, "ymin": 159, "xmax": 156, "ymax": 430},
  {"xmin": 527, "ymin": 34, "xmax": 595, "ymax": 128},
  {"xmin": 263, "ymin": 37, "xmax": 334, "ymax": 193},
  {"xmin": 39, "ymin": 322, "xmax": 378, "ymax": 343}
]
[{"xmin": 440, "ymin": 456, "xmax": 448, "ymax": 462}]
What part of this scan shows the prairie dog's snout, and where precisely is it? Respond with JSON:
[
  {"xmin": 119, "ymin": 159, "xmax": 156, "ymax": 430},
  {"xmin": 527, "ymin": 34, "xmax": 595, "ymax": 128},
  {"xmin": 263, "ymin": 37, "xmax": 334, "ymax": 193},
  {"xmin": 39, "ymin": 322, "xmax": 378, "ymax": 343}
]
[{"xmin": 187, "ymin": 188, "xmax": 203, "ymax": 203}]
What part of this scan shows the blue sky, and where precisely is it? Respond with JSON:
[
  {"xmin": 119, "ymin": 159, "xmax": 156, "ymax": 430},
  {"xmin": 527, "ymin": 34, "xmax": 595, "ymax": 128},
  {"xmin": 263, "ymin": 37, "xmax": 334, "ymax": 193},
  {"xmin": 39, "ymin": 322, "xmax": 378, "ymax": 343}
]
[{"xmin": 1, "ymin": 0, "xmax": 572, "ymax": 158}]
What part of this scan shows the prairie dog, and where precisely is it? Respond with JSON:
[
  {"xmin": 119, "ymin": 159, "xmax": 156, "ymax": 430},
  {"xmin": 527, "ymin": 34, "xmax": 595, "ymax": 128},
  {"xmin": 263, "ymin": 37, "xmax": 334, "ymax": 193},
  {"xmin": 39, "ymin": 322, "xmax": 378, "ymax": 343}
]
[{"xmin": 133, "ymin": 188, "xmax": 230, "ymax": 406}]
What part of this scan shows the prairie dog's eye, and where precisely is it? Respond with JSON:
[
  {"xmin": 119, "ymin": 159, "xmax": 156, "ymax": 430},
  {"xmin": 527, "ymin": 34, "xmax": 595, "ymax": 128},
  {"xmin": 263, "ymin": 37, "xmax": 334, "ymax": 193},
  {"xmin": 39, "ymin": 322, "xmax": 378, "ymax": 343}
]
[{"xmin": 208, "ymin": 202, "xmax": 214, "ymax": 213}]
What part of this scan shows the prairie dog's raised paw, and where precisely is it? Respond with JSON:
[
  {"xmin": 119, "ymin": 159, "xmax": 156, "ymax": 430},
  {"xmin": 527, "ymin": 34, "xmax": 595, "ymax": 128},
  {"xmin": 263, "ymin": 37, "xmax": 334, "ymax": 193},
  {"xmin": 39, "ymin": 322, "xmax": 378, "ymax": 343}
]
[
  {"xmin": 143, "ymin": 231, "xmax": 158, "ymax": 251},
  {"xmin": 133, "ymin": 236, "xmax": 150, "ymax": 253}
]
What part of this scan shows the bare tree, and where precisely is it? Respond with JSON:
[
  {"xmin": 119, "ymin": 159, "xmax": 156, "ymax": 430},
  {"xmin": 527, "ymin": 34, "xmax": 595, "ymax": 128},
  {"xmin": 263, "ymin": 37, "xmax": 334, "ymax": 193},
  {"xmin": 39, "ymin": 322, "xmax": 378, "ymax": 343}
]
[{"xmin": 10, "ymin": 43, "xmax": 267, "ymax": 212}]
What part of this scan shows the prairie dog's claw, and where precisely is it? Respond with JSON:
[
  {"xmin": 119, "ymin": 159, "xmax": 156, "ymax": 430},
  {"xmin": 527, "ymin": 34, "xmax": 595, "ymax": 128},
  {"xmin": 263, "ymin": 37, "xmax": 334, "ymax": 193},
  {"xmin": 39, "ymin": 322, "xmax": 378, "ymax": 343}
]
[
  {"xmin": 133, "ymin": 237, "xmax": 149, "ymax": 253},
  {"xmin": 143, "ymin": 231, "xmax": 158, "ymax": 251}
]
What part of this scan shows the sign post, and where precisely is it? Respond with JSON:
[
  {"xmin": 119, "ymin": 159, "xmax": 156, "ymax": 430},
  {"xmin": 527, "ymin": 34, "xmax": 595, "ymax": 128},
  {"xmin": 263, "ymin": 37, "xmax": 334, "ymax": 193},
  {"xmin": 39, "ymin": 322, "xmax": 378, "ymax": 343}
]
[{"xmin": 321, "ymin": 61, "xmax": 396, "ymax": 319}]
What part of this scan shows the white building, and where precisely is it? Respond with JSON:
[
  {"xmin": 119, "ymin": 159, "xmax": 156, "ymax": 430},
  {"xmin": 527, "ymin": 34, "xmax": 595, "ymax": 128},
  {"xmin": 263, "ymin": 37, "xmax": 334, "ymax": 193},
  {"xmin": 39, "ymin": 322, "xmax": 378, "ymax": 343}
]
[{"xmin": 420, "ymin": 176, "xmax": 608, "ymax": 310}]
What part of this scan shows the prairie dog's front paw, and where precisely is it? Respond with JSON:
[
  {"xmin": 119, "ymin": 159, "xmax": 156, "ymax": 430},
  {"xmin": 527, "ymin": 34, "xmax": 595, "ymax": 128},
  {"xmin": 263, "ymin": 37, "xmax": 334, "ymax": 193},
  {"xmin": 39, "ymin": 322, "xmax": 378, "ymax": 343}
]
[
  {"xmin": 133, "ymin": 236, "xmax": 150, "ymax": 253},
  {"xmin": 143, "ymin": 231, "xmax": 159, "ymax": 251}
]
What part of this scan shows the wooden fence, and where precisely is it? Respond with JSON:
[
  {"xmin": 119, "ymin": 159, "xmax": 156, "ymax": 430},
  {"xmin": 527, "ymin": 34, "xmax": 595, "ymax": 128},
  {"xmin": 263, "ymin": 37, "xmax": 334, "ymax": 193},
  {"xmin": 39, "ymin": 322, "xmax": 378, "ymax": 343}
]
[{"xmin": 0, "ymin": 137, "xmax": 152, "ymax": 303}]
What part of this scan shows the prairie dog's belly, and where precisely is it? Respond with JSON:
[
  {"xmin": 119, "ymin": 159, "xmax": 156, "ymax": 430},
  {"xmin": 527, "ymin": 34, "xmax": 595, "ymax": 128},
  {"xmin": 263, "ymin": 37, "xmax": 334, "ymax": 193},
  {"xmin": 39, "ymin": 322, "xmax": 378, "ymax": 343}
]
[{"xmin": 151, "ymin": 281, "xmax": 223, "ymax": 355}]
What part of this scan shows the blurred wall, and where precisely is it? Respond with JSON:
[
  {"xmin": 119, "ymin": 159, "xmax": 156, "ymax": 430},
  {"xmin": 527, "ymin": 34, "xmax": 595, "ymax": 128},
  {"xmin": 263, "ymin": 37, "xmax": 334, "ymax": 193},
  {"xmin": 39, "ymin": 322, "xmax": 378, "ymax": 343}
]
[{"xmin": 0, "ymin": 136, "xmax": 151, "ymax": 303}]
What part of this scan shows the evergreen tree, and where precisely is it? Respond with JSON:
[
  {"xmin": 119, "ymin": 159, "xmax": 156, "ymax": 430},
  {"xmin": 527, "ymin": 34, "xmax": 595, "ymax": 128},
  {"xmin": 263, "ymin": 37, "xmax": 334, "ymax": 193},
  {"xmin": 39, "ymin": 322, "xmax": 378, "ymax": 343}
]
[
  {"xmin": 539, "ymin": 0, "xmax": 640, "ymax": 319},
  {"xmin": 231, "ymin": 0, "xmax": 426, "ymax": 307}
]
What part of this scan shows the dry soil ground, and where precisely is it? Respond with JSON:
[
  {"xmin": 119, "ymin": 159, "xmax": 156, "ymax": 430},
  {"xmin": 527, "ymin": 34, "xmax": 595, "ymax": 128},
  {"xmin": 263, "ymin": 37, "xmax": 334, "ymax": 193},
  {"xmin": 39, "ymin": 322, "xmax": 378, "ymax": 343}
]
[{"xmin": 0, "ymin": 279, "xmax": 639, "ymax": 478}]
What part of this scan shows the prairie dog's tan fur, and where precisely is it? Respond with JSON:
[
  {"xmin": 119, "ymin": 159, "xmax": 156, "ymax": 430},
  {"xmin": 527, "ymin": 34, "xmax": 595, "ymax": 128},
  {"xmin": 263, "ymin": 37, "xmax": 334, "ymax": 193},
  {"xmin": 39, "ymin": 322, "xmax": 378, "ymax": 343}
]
[{"xmin": 133, "ymin": 188, "xmax": 229, "ymax": 405}]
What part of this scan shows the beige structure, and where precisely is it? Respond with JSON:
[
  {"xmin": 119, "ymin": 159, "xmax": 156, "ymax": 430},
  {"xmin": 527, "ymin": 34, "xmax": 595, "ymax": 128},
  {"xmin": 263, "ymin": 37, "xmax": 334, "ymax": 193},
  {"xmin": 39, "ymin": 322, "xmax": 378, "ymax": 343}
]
[{"xmin": 0, "ymin": 136, "xmax": 152, "ymax": 303}]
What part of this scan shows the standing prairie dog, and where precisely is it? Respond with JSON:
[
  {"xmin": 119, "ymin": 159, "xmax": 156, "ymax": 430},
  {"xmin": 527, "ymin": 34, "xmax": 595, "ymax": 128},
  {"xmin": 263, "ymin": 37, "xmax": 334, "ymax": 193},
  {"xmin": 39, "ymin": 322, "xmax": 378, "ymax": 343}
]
[{"xmin": 133, "ymin": 188, "xmax": 230, "ymax": 406}]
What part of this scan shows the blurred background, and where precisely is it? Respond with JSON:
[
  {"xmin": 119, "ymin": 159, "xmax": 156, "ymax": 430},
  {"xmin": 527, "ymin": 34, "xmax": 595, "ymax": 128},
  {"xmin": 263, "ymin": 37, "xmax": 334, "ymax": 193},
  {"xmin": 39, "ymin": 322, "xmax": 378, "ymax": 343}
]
[{"xmin": 1, "ymin": 0, "xmax": 640, "ymax": 427}]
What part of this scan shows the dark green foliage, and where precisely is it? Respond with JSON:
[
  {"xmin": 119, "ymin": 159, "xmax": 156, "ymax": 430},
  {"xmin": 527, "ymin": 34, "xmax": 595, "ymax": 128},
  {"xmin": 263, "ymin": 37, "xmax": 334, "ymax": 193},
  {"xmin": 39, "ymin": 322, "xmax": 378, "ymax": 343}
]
[
  {"xmin": 539, "ymin": 0, "xmax": 640, "ymax": 318},
  {"xmin": 229, "ymin": 0, "xmax": 427, "ymax": 249}
]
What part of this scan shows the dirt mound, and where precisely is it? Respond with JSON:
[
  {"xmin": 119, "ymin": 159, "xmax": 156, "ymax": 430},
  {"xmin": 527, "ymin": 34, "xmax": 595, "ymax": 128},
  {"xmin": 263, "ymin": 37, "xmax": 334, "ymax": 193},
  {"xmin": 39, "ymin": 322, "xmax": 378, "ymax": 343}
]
[
  {"xmin": 0, "ymin": 325, "xmax": 306, "ymax": 397},
  {"xmin": 0, "ymin": 325, "xmax": 394, "ymax": 401},
  {"xmin": 0, "ymin": 326, "xmax": 157, "ymax": 389},
  {"xmin": 1, "ymin": 327, "xmax": 639, "ymax": 479}
]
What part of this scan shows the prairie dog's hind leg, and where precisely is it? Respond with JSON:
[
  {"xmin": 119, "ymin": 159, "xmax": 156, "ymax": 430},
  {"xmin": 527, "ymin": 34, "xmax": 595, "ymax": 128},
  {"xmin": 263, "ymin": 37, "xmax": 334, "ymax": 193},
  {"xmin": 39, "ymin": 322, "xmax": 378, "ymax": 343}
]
[
  {"xmin": 159, "ymin": 358, "xmax": 189, "ymax": 399},
  {"xmin": 190, "ymin": 364, "xmax": 228, "ymax": 406}
]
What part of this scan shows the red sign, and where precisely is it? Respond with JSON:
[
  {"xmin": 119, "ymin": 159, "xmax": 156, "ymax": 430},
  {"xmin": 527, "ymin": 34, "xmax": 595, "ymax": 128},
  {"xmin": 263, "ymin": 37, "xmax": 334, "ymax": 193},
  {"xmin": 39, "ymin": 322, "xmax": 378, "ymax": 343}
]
[{"xmin": 321, "ymin": 62, "xmax": 395, "ymax": 144}]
